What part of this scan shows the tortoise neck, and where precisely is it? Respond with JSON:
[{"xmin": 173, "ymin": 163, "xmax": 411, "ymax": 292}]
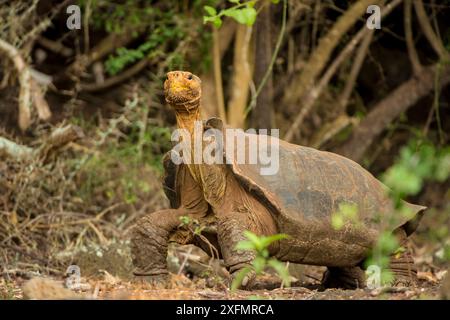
[
  {"xmin": 175, "ymin": 108, "xmax": 201, "ymax": 133},
  {"xmin": 173, "ymin": 101, "xmax": 203, "ymax": 184},
  {"xmin": 172, "ymin": 100, "xmax": 201, "ymax": 135}
]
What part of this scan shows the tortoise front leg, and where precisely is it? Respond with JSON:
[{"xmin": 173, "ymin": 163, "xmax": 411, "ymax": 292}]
[
  {"xmin": 217, "ymin": 214, "xmax": 257, "ymax": 288},
  {"xmin": 217, "ymin": 203, "xmax": 278, "ymax": 289},
  {"xmin": 217, "ymin": 214, "xmax": 257, "ymax": 272},
  {"xmin": 131, "ymin": 165, "xmax": 209, "ymax": 284},
  {"xmin": 130, "ymin": 209, "xmax": 185, "ymax": 283}
]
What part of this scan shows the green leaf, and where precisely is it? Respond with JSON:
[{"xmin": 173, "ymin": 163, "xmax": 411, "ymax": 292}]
[
  {"xmin": 382, "ymin": 165, "xmax": 422, "ymax": 196},
  {"xmin": 203, "ymin": 15, "xmax": 222, "ymax": 28},
  {"xmin": 223, "ymin": 7, "xmax": 257, "ymax": 26},
  {"xmin": 435, "ymin": 154, "xmax": 450, "ymax": 181},
  {"xmin": 339, "ymin": 203, "xmax": 358, "ymax": 220},
  {"xmin": 179, "ymin": 215, "xmax": 190, "ymax": 226},
  {"xmin": 212, "ymin": 16, "xmax": 222, "ymax": 28},
  {"xmin": 235, "ymin": 240, "xmax": 255, "ymax": 251},
  {"xmin": 259, "ymin": 233, "xmax": 289, "ymax": 248},
  {"xmin": 271, "ymin": 0, "xmax": 280, "ymax": 3},
  {"xmin": 380, "ymin": 269, "xmax": 394, "ymax": 285},
  {"xmin": 268, "ymin": 259, "xmax": 291, "ymax": 287},
  {"xmin": 377, "ymin": 232, "xmax": 399, "ymax": 255},
  {"xmin": 241, "ymin": 7, "xmax": 257, "ymax": 25},
  {"xmin": 228, "ymin": 0, "xmax": 240, "ymax": 3},
  {"xmin": 204, "ymin": 5, "xmax": 217, "ymax": 16},
  {"xmin": 331, "ymin": 214, "xmax": 344, "ymax": 230},
  {"xmin": 252, "ymin": 256, "xmax": 266, "ymax": 274},
  {"xmin": 231, "ymin": 267, "xmax": 251, "ymax": 291},
  {"xmin": 243, "ymin": 231, "xmax": 262, "ymax": 250}
]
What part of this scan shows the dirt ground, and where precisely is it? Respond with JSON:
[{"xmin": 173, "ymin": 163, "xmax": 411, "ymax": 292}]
[
  {"xmin": 1, "ymin": 255, "xmax": 447, "ymax": 300},
  {"xmin": 1, "ymin": 201, "xmax": 448, "ymax": 300}
]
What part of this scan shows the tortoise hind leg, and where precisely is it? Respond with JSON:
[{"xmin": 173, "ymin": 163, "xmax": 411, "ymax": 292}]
[
  {"xmin": 388, "ymin": 228, "xmax": 417, "ymax": 286},
  {"xmin": 320, "ymin": 266, "xmax": 366, "ymax": 290}
]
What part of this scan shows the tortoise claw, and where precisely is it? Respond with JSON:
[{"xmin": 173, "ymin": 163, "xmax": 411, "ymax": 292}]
[{"xmin": 229, "ymin": 268, "xmax": 256, "ymax": 290}]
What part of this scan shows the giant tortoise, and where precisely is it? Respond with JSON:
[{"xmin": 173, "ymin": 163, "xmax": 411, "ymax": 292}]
[{"xmin": 130, "ymin": 71, "xmax": 426, "ymax": 289}]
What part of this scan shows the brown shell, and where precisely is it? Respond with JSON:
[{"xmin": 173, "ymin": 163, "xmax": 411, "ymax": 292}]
[{"xmin": 163, "ymin": 118, "xmax": 426, "ymax": 236}]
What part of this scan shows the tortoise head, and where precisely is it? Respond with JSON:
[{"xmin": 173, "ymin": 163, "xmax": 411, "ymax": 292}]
[{"xmin": 164, "ymin": 71, "xmax": 201, "ymax": 111}]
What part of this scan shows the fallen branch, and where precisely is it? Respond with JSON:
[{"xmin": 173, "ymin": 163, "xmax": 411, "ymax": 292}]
[
  {"xmin": 0, "ymin": 125, "xmax": 84, "ymax": 162},
  {"xmin": 333, "ymin": 63, "xmax": 450, "ymax": 161},
  {"xmin": 0, "ymin": 137, "xmax": 33, "ymax": 160},
  {"xmin": 79, "ymin": 58, "xmax": 150, "ymax": 92}
]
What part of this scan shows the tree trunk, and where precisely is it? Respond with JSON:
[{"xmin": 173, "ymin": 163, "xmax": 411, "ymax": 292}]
[
  {"xmin": 250, "ymin": 3, "xmax": 273, "ymax": 130},
  {"xmin": 200, "ymin": 19, "xmax": 236, "ymax": 120},
  {"xmin": 227, "ymin": 25, "xmax": 252, "ymax": 128}
]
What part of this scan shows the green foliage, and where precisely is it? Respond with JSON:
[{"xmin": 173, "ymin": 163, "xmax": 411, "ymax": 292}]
[
  {"xmin": 382, "ymin": 140, "xmax": 450, "ymax": 202},
  {"xmin": 203, "ymin": 0, "xmax": 280, "ymax": 28},
  {"xmin": 331, "ymin": 202, "xmax": 359, "ymax": 230},
  {"xmin": 364, "ymin": 231, "xmax": 398, "ymax": 286},
  {"xmin": 79, "ymin": 0, "xmax": 157, "ymax": 34},
  {"xmin": 436, "ymin": 244, "xmax": 450, "ymax": 262},
  {"xmin": 364, "ymin": 140, "xmax": 450, "ymax": 286},
  {"xmin": 80, "ymin": 1, "xmax": 188, "ymax": 75},
  {"xmin": 105, "ymin": 20, "xmax": 185, "ymax": 75},
  {"xmin": 73, "ymin": 93, "xmax": 172, "ymax": 205},
  {"xmin": 179, "ymin": 216, "xmax": 205, "ymax": 235},
  {"xmin": 231, "ymin": 231, "xmax": 290, "ymax": 290}
]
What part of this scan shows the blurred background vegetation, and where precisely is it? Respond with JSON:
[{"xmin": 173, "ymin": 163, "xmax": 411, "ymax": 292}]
[{"xmin": 0, "ymin": 0, "xmax": 449, "ymax": 296}]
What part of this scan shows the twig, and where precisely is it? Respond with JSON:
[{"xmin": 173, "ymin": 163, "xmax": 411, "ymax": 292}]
[
  {"xmin": 0, "ymin": 137, "xmax": 33, "ymax": 160},
  {"xmin": 284, "ymin": 0, "xmax": 403, "ymax": 142},
  {"xmin": 0, "ymin": 37, "xmax": 51, "ymax": 131},
  {"xmin": 37, "ymin": 36, "xmax": 73, "ymax": 57},
  {"xmin": 281, "ymin": 0, "xmax": 383, "ymax": 113},
  {"xmin": 404, "ymin": 0, "xmax": 422, "ymax": 75},
  {"xmin": 413, "ymin": 0, "xmax": 449, "ymax": 61},
  {"xmin": 177, "ymin": 246, "xmax": 193, "ymax": 275},
  {"xmin": 337, "ymin": 30, "xmax": 374, "ymax": 111},
  {"xmin": 0, "ymin": 244, "xmax": 47, "ymax": 265},
  {"xmin": 283, "ymin": 27, "xmax": 368, "ymax": 142}
]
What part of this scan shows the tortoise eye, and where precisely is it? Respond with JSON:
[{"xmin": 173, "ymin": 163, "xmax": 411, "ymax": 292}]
[{"xmin": 187, "ymin": 74, "xmax": 193, "ymax": 80}]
